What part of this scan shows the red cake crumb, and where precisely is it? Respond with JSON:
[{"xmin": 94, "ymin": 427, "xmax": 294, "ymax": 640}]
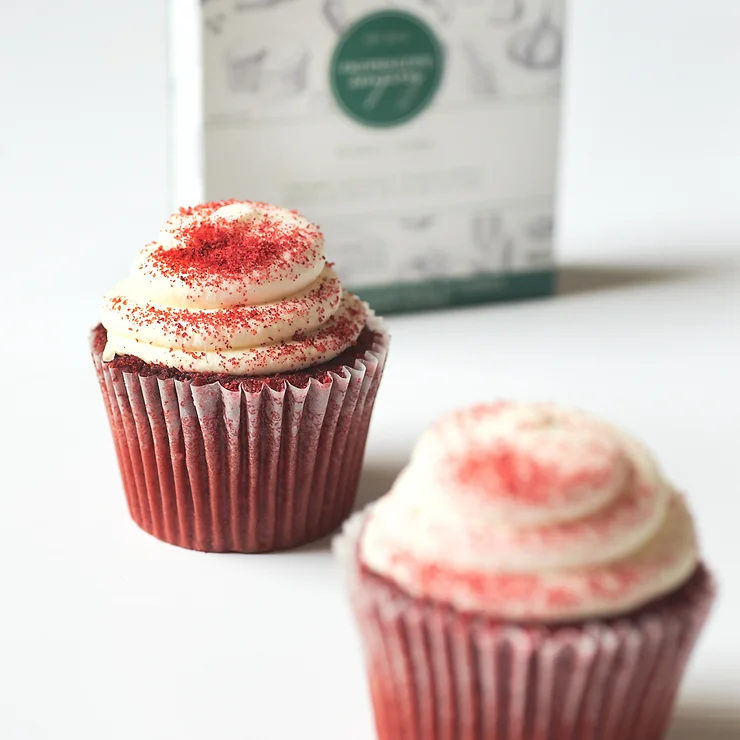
[{"xmin": 90, "ymin": 323, "xmax": 380, "ymax": 392}]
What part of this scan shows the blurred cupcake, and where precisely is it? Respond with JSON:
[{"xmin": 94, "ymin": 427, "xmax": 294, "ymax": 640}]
[
  {"xmin": 92, "ymin": 200, "xmax": 389, "ymax": 553},
  {"xmin": 335, "ymin": 402, "xmax": 714, "ymax": 740}
]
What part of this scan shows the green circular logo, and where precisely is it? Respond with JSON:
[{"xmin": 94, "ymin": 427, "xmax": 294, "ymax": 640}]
[{"xmin": 330, "ymin": 10, "xmax": 444, "ymax": 128}]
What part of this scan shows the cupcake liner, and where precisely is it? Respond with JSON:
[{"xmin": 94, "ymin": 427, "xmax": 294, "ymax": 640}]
[
  {"xmin": 335, "ymin": 513, "xmax": 715, "ymax": 740},
  {"xmin": 92, "ymin": 317, "xmax": 388, "ymax": 552}
]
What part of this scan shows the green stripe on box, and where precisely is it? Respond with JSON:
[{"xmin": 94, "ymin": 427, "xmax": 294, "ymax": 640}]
[{"xmin": 350, "ymin": 270, "xmax": 554, "ymax": 315}]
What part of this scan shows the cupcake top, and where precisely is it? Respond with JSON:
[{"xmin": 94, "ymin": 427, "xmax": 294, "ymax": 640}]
[
  {"xmin": 101, "ymin": 200, "xmax": 368, "ymax": 375},
  {"xmin": 360, "ymin": 402, "xmax": 700, "ymax": 622}
]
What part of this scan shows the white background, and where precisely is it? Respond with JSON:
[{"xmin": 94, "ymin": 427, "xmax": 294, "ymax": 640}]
[{"xmin": 1, "ymin": 1, "xmax": 739, "ymax": 738}]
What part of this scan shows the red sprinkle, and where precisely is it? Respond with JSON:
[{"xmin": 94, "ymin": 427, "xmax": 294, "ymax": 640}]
[
  {"xmin": 451, "ymin": 443, "xmax": 616, "ymax": 505},
  {"xmin": 92, "ymin": 322, "xmax": 378, "ymax": 391},
  {"xmin": 108, "ymin": 271, "xmax": 339, "ymax": 348},
  {"xmin": 146, "ymin": 200, "xmax": 322, "ymax": 290}
]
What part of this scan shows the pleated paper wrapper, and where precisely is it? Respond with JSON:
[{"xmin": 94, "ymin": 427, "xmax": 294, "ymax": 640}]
[
  {"xmin": 92, "ymin": 317, "xmax": 389, "ymax": 553},
  {"xmin": 335, "ymin": 512, "xmax": 715, "ymax": 740}
]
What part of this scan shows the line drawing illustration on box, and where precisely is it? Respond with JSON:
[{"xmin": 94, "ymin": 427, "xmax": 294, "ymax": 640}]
[
  {"xmin": 225, "ymin": 40, "xmax": 310, "ymax": 98},
  {"xmin": 400, "ymin": 252, "xmax": 451, "ymax": 280},
  {"xmin": 521, "ymin": 212, "xmax": 555, "ymax": 268},
  {"xmin": 462, "ymin": 39, "xmax": 498, "ymax": 95},
  {"xmin": 323, "ymin": 0, "xmax": 393, "ymax": 33},
  {"xmin": 323, "ymin": 0, "xmax": 349, "ymax": 33},
  {"xmin": 226, "ymin": 42, "xmax": 265, "ymax": 92},
  {"xmin": 507, "ymin": 0, "xmax": 562, "ymax": 70},
  {"xmin": 395, "ymin": 214, "xmax": 452, "ymax": 281},
  {"xmin": 413, "ymin": 0, "xmax": 523, "ymax": 27},
  {"xmin": 328, "ymin": 230, "xmax": 389, "ymax": 287},
  {"xmin": 419, "ymin": 0, "xmax": 452, "ymax": 24},
  {"xmin": 233, "ymin": 0, "xmax": 297, "ymax": 10},
  {"xmin": 204, "ymin": 11, "xmax": 227, "ymax": 35},
  {"xmin": 526, "ymin": 213, "xmax": 553, "ymax": 241},
  {"xmin": 399, "ymin": 214, "xmax": 435, "ymax": 230},
  {"xmin": 489, "ymin": 0, "xmax": 524, "ymax": 25},
  {"xmin": 470, "ymin": 211, "xmax": 514, "ymax": 271},
  {"xmin": 205, "ymin": 15, "xmax": 227, "ymax": 34},
  {"xmin": 202, "ymin": 0, "xmax": 228, "ymax": 35}
]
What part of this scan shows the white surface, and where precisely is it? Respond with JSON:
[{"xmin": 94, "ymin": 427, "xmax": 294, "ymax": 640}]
[{"xmin": 1, "ymin": 1, "xmax": 739, "ymax": 739}]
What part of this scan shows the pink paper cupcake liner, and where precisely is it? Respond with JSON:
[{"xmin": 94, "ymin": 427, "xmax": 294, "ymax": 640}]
[
  {"xmin": 335, "ymin": 514, "xmax": 715, "ymax": 740},
  {"xmin": 92, "ymin": 318, "xmax": 388, "ymax": 552}
]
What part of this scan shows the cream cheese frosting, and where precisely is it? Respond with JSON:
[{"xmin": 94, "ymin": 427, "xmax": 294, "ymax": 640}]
[
  {"xmin": 101, "ymin": 200, "xmax": 369, "ymax": 375},
  {"xmin": 360, "ymin": 402, "xmax": 700, "ymax": 622}
]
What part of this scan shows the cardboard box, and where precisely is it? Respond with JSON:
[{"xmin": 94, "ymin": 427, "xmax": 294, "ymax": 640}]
[{"xmin": 170, "ymin": 0, "xmax": 564, "ymax": 313}]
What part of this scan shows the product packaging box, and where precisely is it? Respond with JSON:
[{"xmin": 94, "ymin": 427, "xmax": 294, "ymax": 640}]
[{"xmin": 170, "ymin": 0, "xmax": 564, "ymax": 313}]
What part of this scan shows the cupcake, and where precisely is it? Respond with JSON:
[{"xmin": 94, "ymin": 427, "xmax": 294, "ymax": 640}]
[
  {"xmin": 91, "ymin": 200, "xmax": 389, "ymax": 553},
  {"xmin": 335, "ymin": 402, "xmax": 714, "ymax": 740}
]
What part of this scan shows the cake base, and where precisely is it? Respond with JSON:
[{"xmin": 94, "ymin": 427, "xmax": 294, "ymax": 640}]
[
  {"xmin": 91, "ymin": 319, "xmax": 389, "ymax": 552},
  {"xmin": 335, "ymin": 516, "xmax": 715, "ymax": 740}
]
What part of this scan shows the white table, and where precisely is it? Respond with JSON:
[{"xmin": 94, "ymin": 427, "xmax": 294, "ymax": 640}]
[
  {"xmin": 2, "ymin": 254, "xmax": 738, "ymax": 739},
  {"xmin": 1, "ymin": 0, "xmax": 739, "ymax": 737}
]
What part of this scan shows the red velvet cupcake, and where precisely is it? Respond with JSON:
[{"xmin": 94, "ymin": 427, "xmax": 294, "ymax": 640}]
[
  {"xmin": 335, "ymin": 402, "xmax": 715, "ymax": 740},
  {"xmin": 91, "ymin": 200, "xmax": 389, "ymax": 552}
]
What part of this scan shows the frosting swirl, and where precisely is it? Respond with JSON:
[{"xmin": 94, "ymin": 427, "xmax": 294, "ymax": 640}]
[
  {"xmin": 101, "ymin": 200, "xmax": 368, "ymax": 375},
  {"xmin": 360, "ymin": 402, "xmax": 699, "ymax": 622}
]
